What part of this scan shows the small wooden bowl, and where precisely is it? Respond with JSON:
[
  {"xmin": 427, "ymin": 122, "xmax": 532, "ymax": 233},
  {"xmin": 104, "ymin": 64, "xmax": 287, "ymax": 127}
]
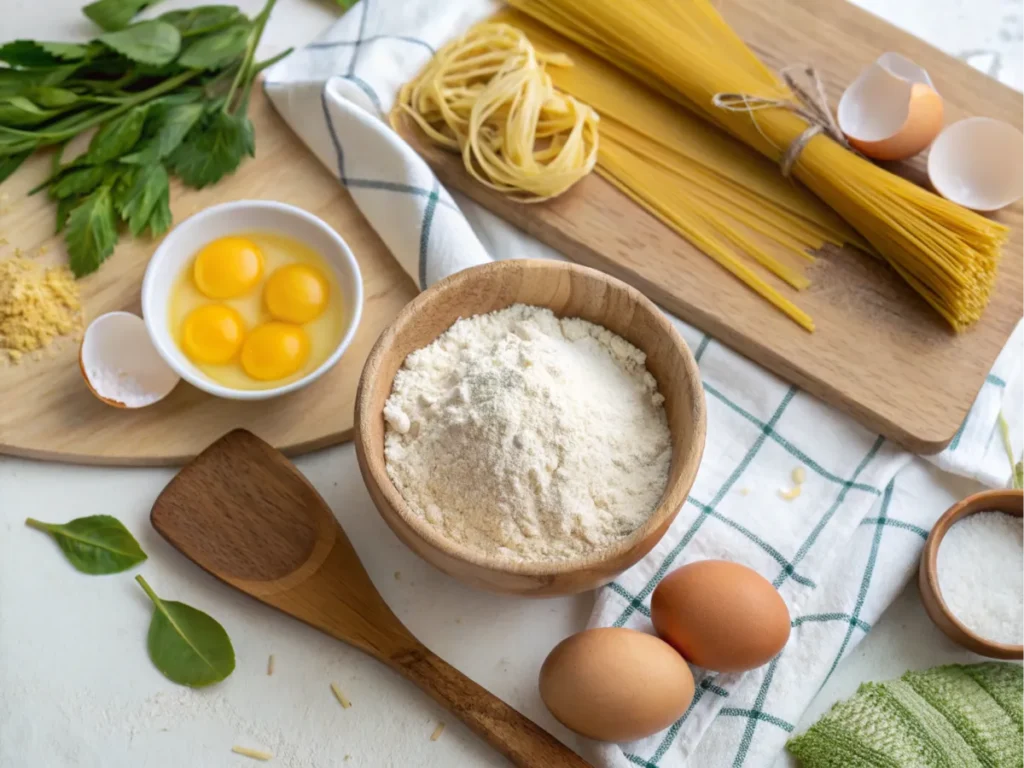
[
  {"xmin": 918, "ymin": 488, "xmax": 1023, "ymax": 659},
  {"xmin": 354, "ymin": 260, "xmax": 706, "ymax": 596}
]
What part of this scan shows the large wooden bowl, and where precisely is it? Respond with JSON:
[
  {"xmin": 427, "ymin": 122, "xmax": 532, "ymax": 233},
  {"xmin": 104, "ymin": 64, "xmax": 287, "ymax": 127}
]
[
  {"xmin": 354, "ymin": 260, "xmax": 706, "ymax": 596},
  {"xmin": 918, "ymin": 488, "xmax": 1023, "ymax": 659}
]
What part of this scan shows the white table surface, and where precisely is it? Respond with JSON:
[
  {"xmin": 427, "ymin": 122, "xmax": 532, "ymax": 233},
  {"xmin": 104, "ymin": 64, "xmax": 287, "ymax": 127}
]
[{"xmin": 0, "ymin": 1, "xmax": 1019, "ymax": 767}]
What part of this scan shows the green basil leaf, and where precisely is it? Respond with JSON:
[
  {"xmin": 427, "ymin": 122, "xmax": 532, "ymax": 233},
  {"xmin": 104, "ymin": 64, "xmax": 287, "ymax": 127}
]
[
  {"xmin": 84, "ymin": 0, "xmax": 164, "ymax": 32},
  {"xmin": 85, "ymin": 106, "xmax": 147, "ymax": 164},
  {"xmin": 25, "ymin": 515, "xmax": 147, "ymax": 574},
  {"xmin": 50, "ymin": 165, "xmax": 109, "ymax": 199},
  {"xmin": 0, "ymin": 149, "xmax": 34, "ymax": 184},
  {"xmin": 168, "ymin": 109, "xmax": 253, "ymax": 188},
  {"xmin": 0, "ymin": 40, "xmax": 89, "ymax": 67},
  {"xmin": 100, "ymin": 20, "xmax": 181, "ymax": 67},
  {"xmin": 177, "ymin": 22, "xmax": 251, "ymax": 70},
  {"xmin": 136, "ymin": 575, "xmax": 235, "ymax": 688},
  {"xmin": 65, "ymin": 185, "xmax": 118, "ymax": 276},
  {"xmin": 146, "ymin": 186, "xmax": 172, "ymax": 236},
  {"xmin": 159, "ymin": 6, "xmax": 244, "ymax": 37},
  {"xmin": 111, "ymin": 164, "xmax": 139, "ymax": 215},
  {"xmin": 120, "ymin": 163, "xmax": 169, "ymax": 235}
]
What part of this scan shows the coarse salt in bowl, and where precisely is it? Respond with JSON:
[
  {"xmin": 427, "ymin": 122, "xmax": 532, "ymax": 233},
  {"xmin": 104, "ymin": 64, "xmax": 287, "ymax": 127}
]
[
  {"xmin": 141, "ymin": 200, "xmax": 364, "ymax": 401},
  {"xmin": 919, "ymin": 488, "xmax": 1024, "ymax": 660}
]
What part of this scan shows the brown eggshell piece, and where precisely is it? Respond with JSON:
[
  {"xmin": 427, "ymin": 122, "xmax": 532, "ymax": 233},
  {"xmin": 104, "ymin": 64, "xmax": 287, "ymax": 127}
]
[
  {"xmin": 539, "ymin": 627, "xmax": 695, "ymax": 742},
  {"xmin": 651, "ymin": 560, "xmax": 791, "ymax": 673}
]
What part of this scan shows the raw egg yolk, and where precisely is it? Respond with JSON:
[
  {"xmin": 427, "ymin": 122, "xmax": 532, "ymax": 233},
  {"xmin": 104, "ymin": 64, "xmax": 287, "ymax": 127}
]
[
  {"xmin": 241, "ymin": 322, "xmax": 310, "ymax": 381},
  {"xmin": 193, "ymin": 237, "xmax": 264, "ymax": 299},
  {"xmin": 181, "ymin": 305, "xmax": 246, "ymax": 365},
  {"xmin": 263, "ymin": 264, "xmax": 330, "ymax": 323}
]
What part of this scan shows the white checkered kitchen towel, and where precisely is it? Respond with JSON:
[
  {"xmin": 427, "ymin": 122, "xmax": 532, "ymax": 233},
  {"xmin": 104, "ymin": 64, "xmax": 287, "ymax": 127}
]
[{"xmin": 264, "ymin": 2, "xmax": 1024, "ymax": 766}]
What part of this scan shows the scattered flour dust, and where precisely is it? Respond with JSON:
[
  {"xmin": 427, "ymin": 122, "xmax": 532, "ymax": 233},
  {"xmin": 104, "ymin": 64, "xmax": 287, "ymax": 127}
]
[
  {"xmin": 51, "ymin": 686, "xmax": 328, "ymax": 768},
  {"xmin": 383, "ymin": 304, "xmax": 672, "ymax": 563},
  {"xmin": 937, "ymin": 510, "xmax": 1023, "ymax": 645}
]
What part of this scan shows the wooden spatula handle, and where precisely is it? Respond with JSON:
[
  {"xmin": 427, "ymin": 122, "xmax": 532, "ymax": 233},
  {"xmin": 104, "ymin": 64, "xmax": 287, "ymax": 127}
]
[{"xmin": 390, "ymin": 643, "xmax": 593, "ymax": 768}]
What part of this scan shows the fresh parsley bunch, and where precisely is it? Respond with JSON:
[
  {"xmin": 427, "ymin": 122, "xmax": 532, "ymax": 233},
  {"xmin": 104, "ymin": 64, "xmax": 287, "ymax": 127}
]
[{"xmin": 0, "ymin": 0, "xmax": 291, "ymax": 276}]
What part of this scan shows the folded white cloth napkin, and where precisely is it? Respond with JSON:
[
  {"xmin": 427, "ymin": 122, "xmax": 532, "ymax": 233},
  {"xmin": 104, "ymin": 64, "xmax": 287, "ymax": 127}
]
[{"xmin": 265, "ymin": 3, "xmax": 1023, "ymax": 765}]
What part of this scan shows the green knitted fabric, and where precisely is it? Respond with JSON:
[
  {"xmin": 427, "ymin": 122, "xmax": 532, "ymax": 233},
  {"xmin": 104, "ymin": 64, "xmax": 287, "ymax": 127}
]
[{"xmin": 787, "ymin": 663, "xmax": 1023, "ymax": 768}]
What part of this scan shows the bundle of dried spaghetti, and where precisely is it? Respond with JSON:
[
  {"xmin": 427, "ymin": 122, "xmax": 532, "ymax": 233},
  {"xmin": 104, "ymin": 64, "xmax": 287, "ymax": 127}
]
[
  {"xmin": 509, "ymin": 0, "xmax": 1008, "ymax": 330},
  {"xmin": 392, "ymin": 23, "xmax": 598, "ymax": 203}
]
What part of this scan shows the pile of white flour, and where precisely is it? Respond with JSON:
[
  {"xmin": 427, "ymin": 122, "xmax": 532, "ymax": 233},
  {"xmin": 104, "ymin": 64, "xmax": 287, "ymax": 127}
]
[{"xmin": 383, "ymin": 304, "xmax": 672, "ymax": 562}]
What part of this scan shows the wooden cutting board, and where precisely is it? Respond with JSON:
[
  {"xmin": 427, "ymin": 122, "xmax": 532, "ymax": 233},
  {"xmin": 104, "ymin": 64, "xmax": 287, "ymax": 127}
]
[
  {"xmin": 0, "ymin": 87, "xmax": 417, "ymax": 466},
  {"xmin": 398, "ymin": 0, "xmax": 1024, "ymax": 454}
]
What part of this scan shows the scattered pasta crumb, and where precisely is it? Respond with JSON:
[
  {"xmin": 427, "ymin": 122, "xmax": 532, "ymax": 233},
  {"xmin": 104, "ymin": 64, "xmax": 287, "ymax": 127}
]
[
  {"xmin": 791, "ymin": 466, "xmax": 806, "ymax": 485},
  {"xmin": 331, "ymin": 682, "xmax": 352, "ymax": 709},
  {"xmin": 430, "ymin": 722, "xmax": 446, "ymax": 742},
  {"xmin": 778, "ymin": 486, "xmax": 802, "ymax": 501},
  {"xmin": 231, "ymin": 746, "xmax": 272, "ymax": 761},
  {"xmin": 267, "ymin": 654, "xmax": 275, "ymax": 676},
  {"xmin": 344, "ymin": 756, "xmax": 351, "ymax": 762},
  {"xmin": 739, "ymin": 488, "xmax": 750, "ymax": 496}
]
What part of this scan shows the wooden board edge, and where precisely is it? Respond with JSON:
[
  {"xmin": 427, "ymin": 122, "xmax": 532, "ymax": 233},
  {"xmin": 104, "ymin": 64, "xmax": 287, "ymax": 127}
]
[{"xmin": 0, "ymin": 425, "xmax": 355, "ymax": 468}]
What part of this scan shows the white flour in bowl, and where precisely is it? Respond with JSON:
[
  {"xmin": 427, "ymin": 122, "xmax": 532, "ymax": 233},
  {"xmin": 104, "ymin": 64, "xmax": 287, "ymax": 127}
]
[{"xmin": 383, "ymin": 304, "xmax": 672, "ymax": 563}]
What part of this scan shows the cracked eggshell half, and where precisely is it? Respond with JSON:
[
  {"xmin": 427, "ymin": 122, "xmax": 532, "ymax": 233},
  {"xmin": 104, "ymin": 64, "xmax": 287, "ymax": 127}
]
[
  {"xmin": 838, "ymin": 52, "xmax": 943, "ymax": 161},
  {"xmin": 80, "ymin": 311, "xmax": 180, "ymax": 409},
  {"xmin": 927, "ymin": 117, "xmax": 1024, "ymax": 212}
]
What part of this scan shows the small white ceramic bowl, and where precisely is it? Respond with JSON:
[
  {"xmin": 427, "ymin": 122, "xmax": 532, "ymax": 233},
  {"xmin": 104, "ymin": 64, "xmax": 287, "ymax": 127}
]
[{"xmin": 141, "ymin": 200, "xmax": 364, "ymax": 401}]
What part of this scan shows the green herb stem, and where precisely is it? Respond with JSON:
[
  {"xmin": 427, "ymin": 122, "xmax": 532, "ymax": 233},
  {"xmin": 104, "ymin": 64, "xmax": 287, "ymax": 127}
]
[
  {"xmin": 13, "ymin": 69, "xmax": 199, "ymax": 147},
  {"xmin": 251, "ymin": 46, "xmax": 292, "ymax": 76},
  {"xmin": 136, "ymin": 574, "xmax": 161, "ymax": 605},
  {"xmin": 223, "ymin": 0, "xmax": 278, "ymax": 113},
  {"xmin": 24, "ymin": 518, "xmax": 53, "ymax": 533}
]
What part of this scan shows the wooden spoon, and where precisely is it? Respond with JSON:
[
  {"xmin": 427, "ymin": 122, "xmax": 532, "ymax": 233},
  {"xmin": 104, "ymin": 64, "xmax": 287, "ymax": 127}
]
[{"xmin": 151, "ymin": 428, "xmax": 592, "ymax": 768}]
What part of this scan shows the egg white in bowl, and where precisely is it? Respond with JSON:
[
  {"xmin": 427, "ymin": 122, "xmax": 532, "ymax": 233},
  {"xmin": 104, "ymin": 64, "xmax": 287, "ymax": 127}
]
[{"xmin": 142, "ymin": 200, "xmax": 363, "ymax": 401}]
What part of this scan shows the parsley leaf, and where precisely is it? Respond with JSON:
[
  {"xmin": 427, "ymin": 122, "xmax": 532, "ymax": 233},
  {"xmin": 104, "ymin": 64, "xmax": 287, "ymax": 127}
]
[
  {"xmin": 50, "ymin": 165, "xmax": 109, "ymax": 200},
  {"xmin": 119, "ymin": 163, "xmax": 170, "ymax": 236},
  {"xmin": 66, "ymin": 185, "xmax": 118, "ymax": 277},
  {"xmin": 160, "ymin": 6, "xmax": 244, "ymax": 37},
  {"xmin": 84, "ymin": 106, "xmax": 148, "ymax": 164},
  {"xmin": 99, "ymin": 20, "xmax": 181, "ymax": 66},
  {"xmin": 0, "ymin": 40, "xmax": 90, "ymax": 67},
  {"xmin": 168, "ymin": 108, "xmax": 253, "ymax": 188},
  {"xmin": 0, "ymin": 149, "xmax": 33, "ymax": 184},
  {"xmin": 146, "ymin": 186, "xmax": 173, "ymax": 237},
  {"xmin": 0, "ymin": 95, "xmax": 59, "ymax": 127},
  {"xmin": 55, "ymin": 197, "xmax": 75, "ymax": 233},
  {"xmin": 178, "ymin": 22, "xmax": 251, "ymax": 70},
  {"xmin": 84, "ymin": 0, "xmax": 164, "ymax": 32}
]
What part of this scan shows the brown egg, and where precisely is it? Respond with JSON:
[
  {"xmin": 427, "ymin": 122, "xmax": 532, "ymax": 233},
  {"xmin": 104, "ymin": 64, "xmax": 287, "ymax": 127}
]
[
  {"xmin": 539, "ymin": 627, "xmax": 695, "ymax": 742},
  {"xmin": 651, "ymin": 560, "xmax": 790, "ymax": 672}
]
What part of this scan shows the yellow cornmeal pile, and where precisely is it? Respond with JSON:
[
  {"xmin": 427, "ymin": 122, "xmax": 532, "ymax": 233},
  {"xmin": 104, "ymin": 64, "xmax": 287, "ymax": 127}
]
[{"xmin": 0, "ymin": 257, "xmax": 83, "ymax": 364}]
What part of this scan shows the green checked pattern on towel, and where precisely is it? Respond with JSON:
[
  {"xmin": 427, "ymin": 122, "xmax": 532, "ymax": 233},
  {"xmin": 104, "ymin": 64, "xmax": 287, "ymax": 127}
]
[{"xmin": 264, "ymin": 2, "xmax": 1024, "ymax": 765}]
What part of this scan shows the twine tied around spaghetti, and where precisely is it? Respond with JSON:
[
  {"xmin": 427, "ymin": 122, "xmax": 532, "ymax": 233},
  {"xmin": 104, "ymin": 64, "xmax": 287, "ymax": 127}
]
[{"xmin": 713, "ymin": 64, "xmax": 853, "ymax": 178}]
